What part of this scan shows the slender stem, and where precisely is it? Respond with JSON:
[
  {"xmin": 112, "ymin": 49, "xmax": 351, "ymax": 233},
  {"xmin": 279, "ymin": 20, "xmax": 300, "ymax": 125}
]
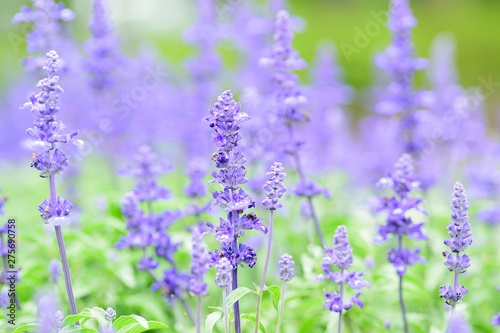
[
  {"xmin": 260, "ymin": 210, "xmax": 274, "ymax": 289},
  {"xmin": 276, "ymin": 282, "xmax": 286, "ymax": 333},
  {"xmin": 146, "ymin": 267, "xmax": 195, "ymax": 324},
  {"xmin": 232, "ymin": 240, "xmax": 241, "ymax": 333},
  {"xmin": 49, "ymin": 174, "xmax": 77, "ymax": 315},
  {"xmin": 397, "ymin": 235, "xmax": 408, "ymax": 333},
  {"xmin": 338, "ymin": 269, "xmax": 345, "ymax": 333},
  {"xmin": 223, "ymin": 288, "xmax": 229, "ymax": 333},
  {"xmin": 196, "ymin": 295, "xmax": 201, "ymax": 333},
  {"xmin": 255, "ymin": 210, "xmax": 275, "ymax": 333},
  {"xmin": 54, "ymin": 226, "xmax": 77, "ymax": 315},
  {"xmin": 286, "ymin": 124, "xmax": 325, "ymax": 247}
]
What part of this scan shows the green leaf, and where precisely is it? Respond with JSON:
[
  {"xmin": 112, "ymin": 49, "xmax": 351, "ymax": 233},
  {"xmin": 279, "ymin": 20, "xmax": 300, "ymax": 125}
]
[
  {"xmin": 61, "ymin": 307, "xmax": 107, "ymax": 327},
  {"xmin": 205, "ymin": 312, "xmax": 222, "ymax": 333},
  {"xmin": 59, "ymin": 327, "xmax": 99, "ymax": 333},
  {"xmin": 265, "ymin": 285, "xmax": 281, "ymax": 312},
  {"xmin": 241, "ymin": 314, "xmax": 266, "ymax": 333},
  {"xmin": 13, "ymin": 324, "xmax": 41, "ymax": 333},
  {"xmin": 226, "ymin": 287, "xmax": 255, "ymax": 308},
  {"xmin": 114, "ymin": 315, "xmax": 168, "ymax": 333}
]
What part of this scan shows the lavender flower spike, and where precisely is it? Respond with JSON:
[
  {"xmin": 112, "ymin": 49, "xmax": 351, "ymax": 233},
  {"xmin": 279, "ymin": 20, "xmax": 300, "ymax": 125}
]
[
  {"xmin": 84, "ymin": 0, "xmax": 121, "ymax": 92},
  {"xmin": 255, "ymin": 165, "xmax": 286, "ymax": 333},
  {"xmin": 375, "ymin": 0, "xmax": 427, "ymax": 153},
  {"xmin": 13, "ymin": 0, "xmax": 74, "ymax": 71},
  {"xmin": 373, "ymin": 154, "xmax": 425, "ymax": 333},
  {"xmin": 189, "ymin": 225, "xmax": 209, "ymax": 333},
  {"xmin": 319, "ymin": 226, "xmax": 369, "ymax": 333},
  {"xmin": 276, "ymin": 253, "xmax": 295, "ymax": 333},
  {"xmin": 206, "ymin": 90, "xmax": 266, "ymax": 333},
  {"xmin": 22, "ymin": 51, "xmax": 79, "ymax": 315},
  {"xmin": 440, "ymin": 182, "xmax": 472, "ymax": 311},
  {"xmin": 216, "ymin": 257, "xmax": 232, "ymax": 333},
  {"xmin": 261, "ymin": 10, "xmax": 327, "ymax": 247}
]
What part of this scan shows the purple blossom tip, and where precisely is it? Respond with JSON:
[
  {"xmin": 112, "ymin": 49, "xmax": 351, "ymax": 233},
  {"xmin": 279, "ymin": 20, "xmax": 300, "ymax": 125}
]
[
  {"xmin": 215, "ymin": 257, "xmax": 232, "ymax": 288},
  {"xmin": 262, "ymin": 162, "xmax": 286, "ymax": 210},
  {"xmin": 105, "ymin": 307, "xmax": 116, "ymax": 321},
  {"xmin": 279, "ymin": 253, "xmax": 294, "ymax": 281}
]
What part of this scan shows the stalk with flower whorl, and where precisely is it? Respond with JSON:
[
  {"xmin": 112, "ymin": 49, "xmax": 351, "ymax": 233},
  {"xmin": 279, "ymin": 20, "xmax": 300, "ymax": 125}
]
[
  {"xmin": 276, "ymin": 253, "xmax": 294, "ymax": 333},
  {"xmin": 205, "ymin": 90, "xmax": 268, "ymax": 333},
  {"xmin": 318, "ymin": 226, "xmax": 369, "ymax": 333},
  {"xmin": 373, "ymin": 154, "xmax": 427, "ymax": 333},
  {"xmin": 13, "ymin": 0, "xmax": 74, "ymax": 72},
  {"xmin": 440, "ymin": 182, "xmax": 472, "ymax": 319},
  {"xmin": 254, "ymin": 162, "xmax": 286, "ymax": 333},
  {"xmin": 374, "ymin": 0, "xmax": 427, "ymax": 154},
  {"xmin": 116, "ymin": 145, "xmax": 194, "ymax": 322},
  {"xmin": 261, "ymin": 10, "xmax": 328, "ymax": 247},
  {"xmin": 216, "ymin": 257, "xmax": 232, "ymax": 333},
  {"xmin": 21, "ymin": 50, "xmax": 81, "ymax": 315},
  {"xmin": 84, "ymin": 0, "xmax": 121, "ymax": 92},
  {"xmin": 189, "ymin": 225, "xmax": 210, "ymax": 333}
]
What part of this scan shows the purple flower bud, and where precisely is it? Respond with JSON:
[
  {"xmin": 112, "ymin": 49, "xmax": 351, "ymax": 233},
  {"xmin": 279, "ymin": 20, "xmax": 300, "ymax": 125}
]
[
  {"xmin": 49, "ymin": 259, "xmax": 60, "ymax": 282},
  {"xmin": 189, "ymin": 226, "xmax": 209, "ymax": 296},
  {"xmin": 105, "ymin": 307, "xmax": 116, "ymax": 321},
  {"xmin": 279, "ymin": 253, "xmax": 294, "ymax": 281},
  {"xmin": 262, "ymin": 162, "xmax": 286, "ymax": 210},
  {"xmin": 215, "ymin": 257, "xmax": 232, "ymax": 288}
]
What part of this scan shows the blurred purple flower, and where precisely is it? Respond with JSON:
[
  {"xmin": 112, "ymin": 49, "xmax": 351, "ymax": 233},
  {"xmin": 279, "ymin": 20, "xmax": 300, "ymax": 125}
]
[{"xmin": 278, "ymin": 253, "xmax": 294, "ymax": 281}]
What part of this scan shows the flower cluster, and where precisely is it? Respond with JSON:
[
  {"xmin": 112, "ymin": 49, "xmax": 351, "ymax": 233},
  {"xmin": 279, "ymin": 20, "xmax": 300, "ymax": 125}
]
[
  {"xmin": 117, "ymin": 145, "xmax": 187, "ymax": 302},
  {"xmin": 21, "ymin": 51, "xmax": 81, "ymax": 226},
  {"xmin": 12, "ymin": 0, "xmax": 74, "ymax": 71},
  {"xmin": 84, "ymin": 0, "xmax": 122, "ymax": 91},
  {"xmin": 262, "ymin": 162, "xmax": 287, "ymax": 210},
  {"xmin": 319, "ymin": 226, "xmax": 369, "ymax": 313},
  {"xmin": 260, "ymin": 10, "xmax": 307, "ymax": 125},
  {"xmin": 374, "ymin": 154, "xmax": 427, "ymax": 276},
  {"xmin": 374, "ymin": 0, "xmax": 427, "ymax": 152},
  {"xmin": 439, "ymin": 182, "xmax": 472, "ymax": 306},
  {"xmin": 205, "ymin": 90, "xmax": 267, "ymax": 269},
  {"xmin": 188, "ymin": 226, "xmax": 210, "ymax": 296},
  {"xmin": 279, "ymin": 254, "xmax": 294, "ymax": 282},
  {"xmin": 215, "ymin": 257, "xmax": 233, "ymax": 288}
]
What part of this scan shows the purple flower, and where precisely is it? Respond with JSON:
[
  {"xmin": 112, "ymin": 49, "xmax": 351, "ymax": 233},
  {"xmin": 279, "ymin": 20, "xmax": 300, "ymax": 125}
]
[
  {"xmin": 120, "ymin": 145, "xmax": 172, "ymax": 202},
  {"xmin": 278, "ymin": 253, "xmax": 294, "ymax": 281},
  {"xmin": 374, "ymin": 154, "xmax": 427, "ymax": 276},
  {"xmin": 84, "ymin": 0, "xmax": 122, "ymax": 91},
  {"xmin": 319, "ymin": 226, "xmax": 369, "ymax": 313},
  {"xmin": 105, "ymin": 307, "xmax": 116, "ymax": 321},
  {"xmin": 262, "ymin": 162, "xmax": 287, "ymax": 210},
  {"xmin": 22, "ymin": 51, "xmax": 82, "ymax": 181},
  {"xmin": 0, "ymin": 192, "xmax": 6, "ymax": 216},
  {"xmin": 215, "ymin": 257, "xmax": 233, "ymax": 288},
  {"xmin": 492, "ymin": 313, "xmax": 500, "ymax": 326},
  {"xmin": 440, "ymin": 182, "xmax": 472, "ymax": 306},
  {"xmin": 260, "ymin": 10, "xmax": 307, "ymax": 125},
  {"xmin": 49, "ymin": 259, "xmax": 60, "ymax": 282},
  {"xmin": 374, "ymin": 0, "xmax": 427, "ymax": 153},
  {"xmin": 205, "ymin": 90, "xmax": 264, "ymax": 269},
  {"xmin": 13, "ymin": 0, "xmax": 74, "ymax": 71},
  {"xmin": 189, "ymin": 226, "xmax": 209, "ymax": 296},
  {"xmin": 184, "ymin": 160, "xmax": 208, "ymax": 199},
  {"xmin": 38, "ymin": 196, "xmax": 73, "ymax": 226},
  {"xmin": 138, "ymin": 257, "xmax": 159, "ymax": 271}
]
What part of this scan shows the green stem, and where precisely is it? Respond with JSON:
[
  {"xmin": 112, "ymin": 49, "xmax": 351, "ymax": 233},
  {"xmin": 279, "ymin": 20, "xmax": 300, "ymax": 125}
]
[
  {"xmin": 223, "ymin": 288, "xmax": 229, "ymax": 333},
  {"xmin": 276, "ymin": 282, "xmax": 287, "ymax": 333}
]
